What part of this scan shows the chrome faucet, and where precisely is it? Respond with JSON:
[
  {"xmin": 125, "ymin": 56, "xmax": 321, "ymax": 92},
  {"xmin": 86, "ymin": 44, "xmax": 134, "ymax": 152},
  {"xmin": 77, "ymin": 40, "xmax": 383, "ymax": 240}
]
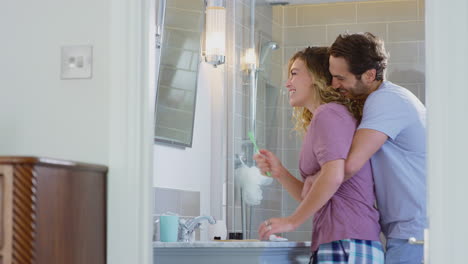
[{"xmin": 178, "ymin": 216, "xmax": 216, "ymax": 242}]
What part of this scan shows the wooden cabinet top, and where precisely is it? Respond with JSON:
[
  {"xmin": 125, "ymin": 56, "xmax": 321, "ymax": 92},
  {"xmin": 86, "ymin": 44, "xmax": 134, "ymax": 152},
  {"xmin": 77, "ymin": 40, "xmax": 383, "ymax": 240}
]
[{"xmin": 0, "ymin": 156, "xmax": 108, "ymax": 172}]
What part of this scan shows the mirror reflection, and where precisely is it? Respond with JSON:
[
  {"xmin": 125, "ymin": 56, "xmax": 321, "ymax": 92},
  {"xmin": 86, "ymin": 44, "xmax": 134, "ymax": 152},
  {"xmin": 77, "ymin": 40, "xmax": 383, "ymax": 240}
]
[{"xmin": 154, "ymin": 0, "xmax": 204, "ymax": 147}]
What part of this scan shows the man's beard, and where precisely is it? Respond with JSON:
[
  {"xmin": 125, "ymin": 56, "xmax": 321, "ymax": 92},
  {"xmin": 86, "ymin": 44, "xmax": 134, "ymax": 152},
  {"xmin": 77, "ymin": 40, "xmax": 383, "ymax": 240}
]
[{"xmin": 349, "ymin": 80, "xmax": 371, "ymax": 100}]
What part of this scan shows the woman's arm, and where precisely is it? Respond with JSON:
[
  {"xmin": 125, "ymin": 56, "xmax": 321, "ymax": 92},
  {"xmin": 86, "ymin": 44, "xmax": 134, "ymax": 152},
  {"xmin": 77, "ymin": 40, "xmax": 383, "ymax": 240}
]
[
  {"xmin": 276, "ymin": 167, "xmax": 305, "ymax": 202},
  {"xmin": 258, "ymin": 159, "xmax": 344, "ymax": 239},
  {"xmin": 290, "ymin": 159, "xmax": 344, "ymax": 226},
  {"xmin": 301, "ymin": 171, "xmax": 320, "ymax": 199}
]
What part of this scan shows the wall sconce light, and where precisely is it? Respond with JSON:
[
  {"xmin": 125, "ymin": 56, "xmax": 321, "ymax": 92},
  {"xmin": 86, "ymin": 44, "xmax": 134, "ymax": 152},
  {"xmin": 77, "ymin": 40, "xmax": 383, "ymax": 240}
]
[
  {"xmin": 204, "ymin": 0, "xmax": 226, "ymax": 67},
  {"xmin": 243, "ymin": 48, "xmax": 257, "ymax": 71}
]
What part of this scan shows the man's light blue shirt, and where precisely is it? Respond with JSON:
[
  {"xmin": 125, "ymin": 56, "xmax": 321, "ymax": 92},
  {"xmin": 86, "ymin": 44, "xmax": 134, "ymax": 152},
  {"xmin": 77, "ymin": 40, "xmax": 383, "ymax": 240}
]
[{"xmin": 358, "ymin": 81, "xmax": 427, "ymax": 240}]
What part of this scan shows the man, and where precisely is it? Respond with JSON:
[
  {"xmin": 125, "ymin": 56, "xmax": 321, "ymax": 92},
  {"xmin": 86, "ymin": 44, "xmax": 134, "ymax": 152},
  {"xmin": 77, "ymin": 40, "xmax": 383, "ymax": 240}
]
[{"xmin": 328, "ymin": 32, "xmax": 426, "ymax": 264}]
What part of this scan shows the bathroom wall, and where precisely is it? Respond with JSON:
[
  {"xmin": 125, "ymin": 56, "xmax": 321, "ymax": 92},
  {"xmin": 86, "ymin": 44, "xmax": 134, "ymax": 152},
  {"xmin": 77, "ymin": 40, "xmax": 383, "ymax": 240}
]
[{"xmin": 280, "ymin": 0, "xmax": 425, "ymax": 101}]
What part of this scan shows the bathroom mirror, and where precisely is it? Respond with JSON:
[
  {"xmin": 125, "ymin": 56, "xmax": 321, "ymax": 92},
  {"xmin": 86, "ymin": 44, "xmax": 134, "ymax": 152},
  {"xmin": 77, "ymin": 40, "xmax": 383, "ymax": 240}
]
[{"xmin": 154, "ymin": 0, "xmax": 204, "ymax": 147}]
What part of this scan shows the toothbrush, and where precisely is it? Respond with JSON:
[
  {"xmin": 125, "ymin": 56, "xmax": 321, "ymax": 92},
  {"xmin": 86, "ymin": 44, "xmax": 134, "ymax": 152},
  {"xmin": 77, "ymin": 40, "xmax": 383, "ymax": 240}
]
[{"xmin": 248, "ymin": 131, "xmax": 272, "ymax": 177}]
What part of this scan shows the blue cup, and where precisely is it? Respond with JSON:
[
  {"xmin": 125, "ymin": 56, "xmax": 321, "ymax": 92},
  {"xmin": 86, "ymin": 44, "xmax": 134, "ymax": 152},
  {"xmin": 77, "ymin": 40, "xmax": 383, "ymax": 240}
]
[{"xmin": 159, "ymin": 215, "xmax": 179, "ymax": 242}]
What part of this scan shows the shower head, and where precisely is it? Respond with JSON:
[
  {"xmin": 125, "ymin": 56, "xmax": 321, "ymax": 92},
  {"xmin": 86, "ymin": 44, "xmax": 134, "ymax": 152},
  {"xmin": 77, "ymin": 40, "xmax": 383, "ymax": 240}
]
[{"xmin": 259, "ymin": 41, "xmax": 280, "ymax": 66}]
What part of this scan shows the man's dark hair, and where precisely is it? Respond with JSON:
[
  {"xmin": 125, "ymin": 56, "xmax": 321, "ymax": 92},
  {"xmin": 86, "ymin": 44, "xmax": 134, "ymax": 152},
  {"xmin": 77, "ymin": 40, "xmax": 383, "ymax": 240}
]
[{"xmin": 329, "ymin": 32, "xmax": 389, "ymax": 81}]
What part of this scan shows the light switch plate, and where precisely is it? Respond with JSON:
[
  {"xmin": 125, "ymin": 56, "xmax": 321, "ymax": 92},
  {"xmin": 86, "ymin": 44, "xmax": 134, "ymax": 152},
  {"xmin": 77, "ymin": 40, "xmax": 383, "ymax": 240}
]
[{"xmin": 61, "ymin": 45, "xmax": 93, "ymax": 79}]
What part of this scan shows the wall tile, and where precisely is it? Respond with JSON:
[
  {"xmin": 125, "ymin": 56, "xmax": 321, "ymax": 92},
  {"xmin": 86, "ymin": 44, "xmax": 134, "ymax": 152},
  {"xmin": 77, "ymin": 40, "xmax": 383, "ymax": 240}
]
[
  {"xmin": 235, "ymin": 1, "xmax": 244, "ymax": 25},
  {"xmin": 418, "ymin": 0, "xmax": 425, "ymax": 20},
  {"xmin": 165, "ymin": 29, "xmax": 200, "ymax": 51},
  {"xmin": 397, "ymin": 83, "xmax": 420, "ymax": 98},
  {"xmin": 257, "ymin": 101, "xmax": 266, "ymax": 125},
  {"xmin": 388, "ymin": 21, "xmax": 424, "ymax": 42},
  {"xmin": 283, "ymin": 148, "xmax": 299, "ymax": 171},
  {"xmin": 326, "ymin": 23, "xmax": 387, "ymax": 45},
  {"xmin": 256, "ymin": 4, "xmax": 271, "ymax": 21},
  {"xmin": 251, "ymin": 208, "xmax": 282, "ymax": 230},
  {"xmin": 234, "ymin": 114, "xmax": 244, "ymax": 139},
  {"xmin": 386, "ymin": 42, "xmax": 419, "ymax": 64},
  {"xmin": 284, "ymin": 7, "xmax": 297, "ymax": 27},
  {"xmin": 165, "ymin": 8, "xmax": 203, "ymax": 32},
  {"xmin": 265, "ymin": 85, "xmax": 281, "ymax": 108},
  {"xmin": 271, "ymin": 46, "xmax": 282, "ymax": 65},
  {"xmin": 283, "ymin": 47, "xmax": 298, "ymax": 65},
  {"xmin": 418, "ymin": 41, "xmax": 425, "ymax": 64},
  {"xmin": 283, "ymin": 108, "xmax": 294, "ymax": 129},
  {"xmin": 357, "ymin": 1, "xmax": 417, "ymax": 23},
  {"xmin": 270, "ymin": 65, "xmax": 284, "ymax": 89},
  {"xmin": 256, "ymin": 12, "xmax": 273, "ymax": 37},
  {"xmin": 298, "ymin": 3, "xmax": 356, "ymax": 26},
  {"xmin": 161, "ymin": 47, "xmax": 193, "ymax": 70},
  {"xmin": 284, "ymin": 26, "xmax": 326, "ymax": 46},
  {"xmin": 257, "ymin": 123, "xmax": 266, "ymax": 147},
  {"xmin": 265, "ymin": 125, "xmax": 281, "ymax": 150},
  {"xmin": 272, "ymin": 6, "xmax": 283, "ymax": 25},
  {"xmin": 168, "ymin": 0, "xmax": 204, "ymax": 10},
  {"xmin": 179, "ymin": 190, "xmax": 200, "ymax": 217},
  {"xmin": 418, "ymin": 83, "xmax": 426, "ymax": 104},
  {"xmin": 387, "ymin": 63, "xmax": 425, "ymax": 83},
  {"xmin": 282, "ymin": 127, "xmax": 297, "ymax": 149},
  {"xmin": 234, "ymin": 91, "xmax": 244, "ymax": 116},
  {"xmin": 159, "ymin": 66, "xmax": 197, "ymax": 91},
  {"xmin": 157, "ymin": 87, "xmax": 193, "ymax": 111},
  {"xmin": 226, "ymin": 206, "xmax": 243, "ymax": 231},
  {"xmin": 272, "ymin": 24, "xmax": 283, "ymax": 47},
  {"xmin": 156, "ymin": 107, "xmax": 193, "ymax": 131},
  {"xmin": 282, "ymin": 191, "xmax": 299, "ymax": 211},
  {"xmin": 155, "ymin": 126, "xmax": 188, "ymax": 143},
  {"xmin": 259, "ymin": 188, "xmax": 282, "ymax": 210},
  {"xmin": 234, "ymin": 1, "xmax": 251, "ymax": 27},
  {"xmin": 154, "ymin": 187, "xmax": 180, "ymax": 215}
]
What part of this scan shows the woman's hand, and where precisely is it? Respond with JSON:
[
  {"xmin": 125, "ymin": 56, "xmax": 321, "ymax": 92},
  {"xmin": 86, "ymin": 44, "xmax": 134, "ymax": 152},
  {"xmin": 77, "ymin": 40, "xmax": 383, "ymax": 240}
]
[
  {"xmin": 258, "ymin": 217, "xmax": 297, "ymax": 240},
  {"xmin": 253, "ymin": 149, "xmax": 286, "ymax": 180}
]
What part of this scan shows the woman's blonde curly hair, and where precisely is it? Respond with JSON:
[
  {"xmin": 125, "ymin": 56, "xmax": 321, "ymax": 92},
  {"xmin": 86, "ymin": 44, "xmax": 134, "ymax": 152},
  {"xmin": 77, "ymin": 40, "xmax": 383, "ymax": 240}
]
[{"xmin": 288, "ymin": 47, "xmax": 364, "ymax": 134}]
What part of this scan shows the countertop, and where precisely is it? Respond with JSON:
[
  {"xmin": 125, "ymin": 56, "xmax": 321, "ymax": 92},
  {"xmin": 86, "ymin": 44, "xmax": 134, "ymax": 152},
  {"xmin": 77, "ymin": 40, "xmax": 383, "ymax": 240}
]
[{"xmin": 153, "ymin": 241, "xmax": 311, "ymax": 248}]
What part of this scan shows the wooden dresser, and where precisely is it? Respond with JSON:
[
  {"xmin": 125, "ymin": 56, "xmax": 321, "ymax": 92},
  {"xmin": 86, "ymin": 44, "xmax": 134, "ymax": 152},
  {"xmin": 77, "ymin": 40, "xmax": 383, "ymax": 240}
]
[{"xmin": 0, "ymin": 156, "xmax": 107, "ymax": 264}]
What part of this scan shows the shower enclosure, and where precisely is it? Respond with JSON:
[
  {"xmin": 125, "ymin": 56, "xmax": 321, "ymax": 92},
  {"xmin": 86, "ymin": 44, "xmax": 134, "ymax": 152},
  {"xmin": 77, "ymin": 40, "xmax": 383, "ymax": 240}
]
[{"xmin": 226, "ymin": 0, "xmax": 312, "ymax": 242}]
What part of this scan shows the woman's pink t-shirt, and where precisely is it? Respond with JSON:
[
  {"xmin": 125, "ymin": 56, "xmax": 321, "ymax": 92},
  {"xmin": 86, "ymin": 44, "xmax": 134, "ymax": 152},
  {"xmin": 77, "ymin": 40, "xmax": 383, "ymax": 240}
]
[{"xmin": 299, "ymin": 102, "xmax": 380, "ymax": 251}]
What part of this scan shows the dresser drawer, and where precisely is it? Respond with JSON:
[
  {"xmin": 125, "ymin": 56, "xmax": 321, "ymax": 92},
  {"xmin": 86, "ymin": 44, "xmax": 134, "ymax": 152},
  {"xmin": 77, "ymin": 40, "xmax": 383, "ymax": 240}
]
[{"xmin": 0, "ymin": 157, "xmax": 107, "ymax": 264}]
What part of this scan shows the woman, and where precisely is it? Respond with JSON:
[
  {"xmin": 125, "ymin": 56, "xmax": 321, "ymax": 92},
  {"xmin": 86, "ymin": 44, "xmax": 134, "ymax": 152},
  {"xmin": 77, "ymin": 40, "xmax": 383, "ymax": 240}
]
[{"xmin": 253, "ymin": 47, "xmax": 383, "ymax": 263}]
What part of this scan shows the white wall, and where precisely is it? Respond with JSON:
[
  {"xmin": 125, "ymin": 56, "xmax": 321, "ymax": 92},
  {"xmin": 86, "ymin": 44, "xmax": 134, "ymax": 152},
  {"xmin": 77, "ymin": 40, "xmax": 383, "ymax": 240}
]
[
  {"xmin": 1, "ymin": 1, "xmax": 154, "ymax": 264},
  {"xmin": 0, "ymin": 0, "xmax": 109, "ymax": 164},
  {"xmin": 426, "ymin": 1, "xmax": 468, "ymax": 263}
]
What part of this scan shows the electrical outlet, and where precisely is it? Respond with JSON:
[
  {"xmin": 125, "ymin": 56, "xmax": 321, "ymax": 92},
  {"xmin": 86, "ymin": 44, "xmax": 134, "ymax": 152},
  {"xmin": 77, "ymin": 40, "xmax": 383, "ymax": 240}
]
[{"xmin": 60, "ymin": 45, "xmax": 93, "ymax": 79}]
